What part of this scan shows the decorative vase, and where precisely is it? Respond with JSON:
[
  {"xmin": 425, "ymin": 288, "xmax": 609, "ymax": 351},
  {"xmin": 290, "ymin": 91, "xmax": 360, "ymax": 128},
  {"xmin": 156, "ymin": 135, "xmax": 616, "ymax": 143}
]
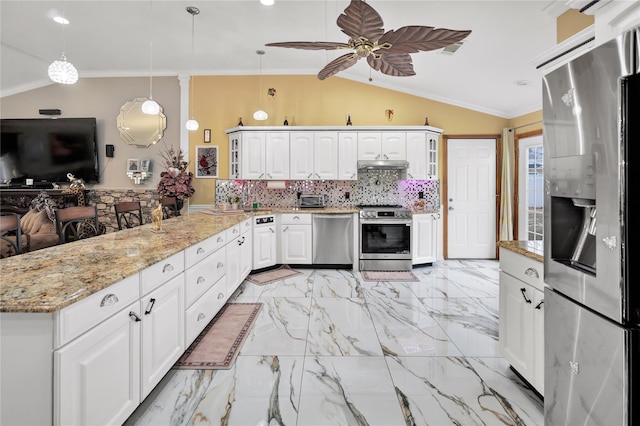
[
  {"xmin": 231, "ymin": 203, "xmax": 239, "ymax": 210},
  {"xmin": 176, "ymin": 199, "xmax": 184, "ymax": 216}
]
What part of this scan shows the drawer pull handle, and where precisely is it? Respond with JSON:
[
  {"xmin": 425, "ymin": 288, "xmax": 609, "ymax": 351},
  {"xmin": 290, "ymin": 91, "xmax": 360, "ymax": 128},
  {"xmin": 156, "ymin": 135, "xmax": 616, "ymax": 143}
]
[
  {"xmin": 218, "ymin": 293, "xmax": 225, "ymax": 299},
  {"xmin": 217, "ymin": 236, "xmax": 224, "ymax": 243},
  {"xmin": 197, "ymin": 247, "xmax": 205, "ymax": 254},
  {"xmin": 535, "ymin": 300, "xmax": 544, "ymax": 310},
  {"xmin": 293, "ymin": 216, "xmax": 300, "ymax": 220},
  {"xmin": 197, "ymin": 313, "xmax": 206, "ymax": 321},
  {"xmin": 524, "ymin": 267, "xmax": 539, "ymax": 278},
  {"xmin": 129, "ymin": 311, "xmax": 142, "ymax": 322},
  {"xmin": 217, "ymin": 262, "xmax": 224, "ymax": 269},
  {"xmin": 270, "ymin": 227, "xmax": 275, "ymax": 233},
  {"xmin": 163, "ymin": 264, "xmax": 174, "ymax": 273},
  {"xmin": 197, "ymin": 276, "xmax": 206, "ymax": 284},
  {"xmin": 144, "ymin": 298, "xmax": 156, "ymax": 315},
  {"xmin": 520, "ymin": 288, "xmax": 532, "ymax": 304},
  {"xmin": 100, "ymin": 293, "xmax": 119, "ymax": 307}
]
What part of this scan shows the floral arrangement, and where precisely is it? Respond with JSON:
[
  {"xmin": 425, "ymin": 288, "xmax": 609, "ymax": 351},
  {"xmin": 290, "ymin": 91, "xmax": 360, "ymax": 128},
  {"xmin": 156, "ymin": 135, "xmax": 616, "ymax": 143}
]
[{"xmin": 157, "ymin": 145, "xmax": 195, "ymax": 200}]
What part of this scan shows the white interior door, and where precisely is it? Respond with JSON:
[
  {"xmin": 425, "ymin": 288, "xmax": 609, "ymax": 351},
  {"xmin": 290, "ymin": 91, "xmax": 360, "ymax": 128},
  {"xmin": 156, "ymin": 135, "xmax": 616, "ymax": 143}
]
[{"xmin": 447, "ymin": 138, "xmax": 496, "ymax": 259}]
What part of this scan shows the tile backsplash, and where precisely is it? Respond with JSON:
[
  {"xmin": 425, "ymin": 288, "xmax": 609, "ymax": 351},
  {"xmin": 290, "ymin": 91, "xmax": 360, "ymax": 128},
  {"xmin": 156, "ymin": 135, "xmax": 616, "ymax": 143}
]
[{"xmin": 215, "ymin": 170, "xmax": 440, "ymax": 212}]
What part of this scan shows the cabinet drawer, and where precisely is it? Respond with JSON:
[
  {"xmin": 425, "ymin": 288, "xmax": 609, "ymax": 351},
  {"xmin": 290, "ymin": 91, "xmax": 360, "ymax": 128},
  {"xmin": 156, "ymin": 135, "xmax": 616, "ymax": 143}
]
[
  {"xmin": 185, "ymin": 277, "xmax": 228, "ymax": 346},
  {"xmin": 140, "ymin": 252, "xmax": 185, "ymax": 296},
  {"xmin": 226, "ymin": 224, "xmax": 241, "ymax": 241},
  {"xmin": 499, "ymin": 248, "xmax": 543, "ymax": 291},
  {"xmin": 281, "ymin": 213, "xmax": 312, "ymax": 225},
  {"xmin": 240, "ymin": 218, "xmax": 252, "ymax": 234},
  {"xmin": 184, "ymin": 232, "xmax": 226, "ymax": 269},
  {"xmin": 184, "ymin": 248, "xmax": 226, "ymax": 307},
  {"xmin": 55, "ymin": 274, "xmax": 140, "ymax": 348}
]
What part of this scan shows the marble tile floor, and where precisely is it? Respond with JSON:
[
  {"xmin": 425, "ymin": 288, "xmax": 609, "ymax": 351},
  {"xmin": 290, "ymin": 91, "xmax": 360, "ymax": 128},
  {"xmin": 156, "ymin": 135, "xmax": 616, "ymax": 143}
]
[{"xmin": 125, "ymin": 260, "xmax": 543, "ymax": 426}]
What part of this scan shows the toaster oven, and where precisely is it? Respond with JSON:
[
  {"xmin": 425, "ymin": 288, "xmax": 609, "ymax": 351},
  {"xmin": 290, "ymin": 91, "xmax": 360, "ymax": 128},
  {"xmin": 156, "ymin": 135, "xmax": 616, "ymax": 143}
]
[{"xmin": 299, "ymin": 194, "xmax": 327, "ymax": 208}]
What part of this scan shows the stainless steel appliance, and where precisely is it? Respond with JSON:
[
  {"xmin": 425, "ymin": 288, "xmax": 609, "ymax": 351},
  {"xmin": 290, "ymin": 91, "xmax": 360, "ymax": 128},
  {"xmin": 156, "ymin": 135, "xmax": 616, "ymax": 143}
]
[
  {"xmin": 299, "ymin": 194, "xmax": 327, "ymax": 209},
  {"xmin": 359, "ymin": 204, "xmax": 412, "ymax": 271},
  {"xmin": 312, "ymin": 214, "xmax": 353, "ymax": 265},
  {"xmin": 543, "ymin": 27, "xmax": 640, "ymax": 425}
]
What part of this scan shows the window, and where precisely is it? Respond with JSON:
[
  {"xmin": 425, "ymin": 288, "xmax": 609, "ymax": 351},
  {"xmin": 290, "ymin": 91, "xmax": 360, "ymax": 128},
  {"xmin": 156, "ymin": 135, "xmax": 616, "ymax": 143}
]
[{"xmin": 518, "ymin": 135, "xmax": 543, "ymax": 241}]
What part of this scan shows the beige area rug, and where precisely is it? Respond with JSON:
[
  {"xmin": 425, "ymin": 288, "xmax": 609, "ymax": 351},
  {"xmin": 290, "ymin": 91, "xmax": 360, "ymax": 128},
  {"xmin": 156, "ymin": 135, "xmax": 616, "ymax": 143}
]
[
  {"xmin": 174, "ymin": 303, "xmax": 262, "ymax": 370},
  {"xmin": 361, "ymin": 271, "xmax": 420, "ymax": 282},
  {"xmin": 246, "ymin": 264, "xmax": 303, "ymax": 285}
]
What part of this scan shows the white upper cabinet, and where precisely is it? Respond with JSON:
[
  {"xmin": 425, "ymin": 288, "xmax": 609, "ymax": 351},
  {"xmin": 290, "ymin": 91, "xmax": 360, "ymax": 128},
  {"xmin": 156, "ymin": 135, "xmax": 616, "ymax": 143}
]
[
  {"xmin": 227, "ymin": 126, "xmax": 442, "ymax": 180},
  {"xmin": 358, "ymin": 132, "xmax": 406, "ymax": 160},
  {"xmin": 338, "ymin": 132, "xmax": 358, "ymax": 180},
  {"xmin": 236, "ymin": 131, "xmax": 290, "ymax": 180},
  {"xmin": 290, "ymin": 132, "xmax": 338, "ymax": 180},
  {"xmin": 406, "ymin": 131, "xmax": 439, "ymax": 180}
]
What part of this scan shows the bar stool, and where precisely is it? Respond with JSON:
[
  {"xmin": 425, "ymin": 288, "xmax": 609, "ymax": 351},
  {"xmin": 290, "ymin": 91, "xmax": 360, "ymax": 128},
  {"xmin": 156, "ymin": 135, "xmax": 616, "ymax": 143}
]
[
  {"xmin": 161, "ymin": 197, "xmax": 179, "ymax": 219},
  {"xmin": 0, "ymin": 212, "xmax": 23, "ymax": 257},
  {"xmin": 114, "ymin": 201, "xmax": 143, "ymax": 230},
  {"xmin": 54, "ymin": 206, "xmax": 100, "ymax": 244}
]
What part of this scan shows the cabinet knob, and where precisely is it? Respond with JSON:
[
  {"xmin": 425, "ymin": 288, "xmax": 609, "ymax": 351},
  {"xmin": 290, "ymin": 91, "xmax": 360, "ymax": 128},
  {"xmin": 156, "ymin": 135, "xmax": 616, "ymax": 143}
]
[{"xmin": 217, "ymin": 262, "xmax": 224, "ymax": 269}]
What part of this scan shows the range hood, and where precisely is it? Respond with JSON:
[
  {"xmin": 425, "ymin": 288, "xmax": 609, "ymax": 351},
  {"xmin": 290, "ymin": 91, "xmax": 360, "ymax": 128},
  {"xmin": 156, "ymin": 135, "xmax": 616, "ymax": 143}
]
[{"xmin": 357, "ymin": 160, "xmax": 409, "ymax": 170}]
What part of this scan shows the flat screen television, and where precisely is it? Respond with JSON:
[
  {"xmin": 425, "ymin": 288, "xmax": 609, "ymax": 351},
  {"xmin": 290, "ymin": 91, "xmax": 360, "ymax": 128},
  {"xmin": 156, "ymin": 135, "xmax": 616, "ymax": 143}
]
[{"xmin": 0, "ymin": 117, "xmax": 99, "ymax": 185}]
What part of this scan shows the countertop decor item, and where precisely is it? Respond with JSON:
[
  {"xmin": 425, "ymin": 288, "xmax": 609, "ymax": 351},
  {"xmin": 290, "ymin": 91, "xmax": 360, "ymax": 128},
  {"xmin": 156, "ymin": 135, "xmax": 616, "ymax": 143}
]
[
  {"xmin": 157, "ymin": 145, "xmax": 195, "ymax": 201},
  {"xmin": 151, "ymin": 203, "xmax": 163, "ymax": 232}
]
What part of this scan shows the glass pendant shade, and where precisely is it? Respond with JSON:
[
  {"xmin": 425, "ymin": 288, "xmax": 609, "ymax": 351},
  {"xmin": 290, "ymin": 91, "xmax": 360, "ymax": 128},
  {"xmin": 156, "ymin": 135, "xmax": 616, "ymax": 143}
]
[
  {"xmin": 185, "ymin": 118, "xmax": 199, "ymax": 131},
  {"xmin": 48, "ymin": 54, "xmax": 78, "ymax": 84},
  {"xmin": 253, "ymin": 110, "xmax": 268, "ymax": 120},
  {"xmin": 141, "ymin": 98, "xmax": 160, "ymax": 115}
]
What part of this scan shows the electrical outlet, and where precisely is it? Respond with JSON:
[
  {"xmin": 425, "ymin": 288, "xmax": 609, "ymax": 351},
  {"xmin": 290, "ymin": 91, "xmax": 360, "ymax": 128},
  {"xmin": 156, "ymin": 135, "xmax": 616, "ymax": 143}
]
[
  {"xmin": 345, "ymin": 191, "xmax": 350, "ymax": 200},
  {"xmin": 418, "ymin": 191, "xmax": 424, "ymax": 199}
]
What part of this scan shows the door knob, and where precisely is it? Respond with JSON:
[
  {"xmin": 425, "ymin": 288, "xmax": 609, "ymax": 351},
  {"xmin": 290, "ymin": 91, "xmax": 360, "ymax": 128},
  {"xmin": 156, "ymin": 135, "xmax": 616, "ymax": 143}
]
[{"xmin": 448, "ymin": 206, "xmax": 454, "ymax": 210}]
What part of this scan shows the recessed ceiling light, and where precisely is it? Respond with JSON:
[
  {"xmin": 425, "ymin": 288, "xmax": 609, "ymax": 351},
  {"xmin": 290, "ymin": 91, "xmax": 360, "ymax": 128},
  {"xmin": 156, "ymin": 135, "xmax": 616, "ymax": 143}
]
[
  {"xmin": 514, "ymin": 80, "xmax": 530, "ymax": 86},
  {"xmin": 53, "ymin": 16, "xmax": 69, "ymax": 25}
]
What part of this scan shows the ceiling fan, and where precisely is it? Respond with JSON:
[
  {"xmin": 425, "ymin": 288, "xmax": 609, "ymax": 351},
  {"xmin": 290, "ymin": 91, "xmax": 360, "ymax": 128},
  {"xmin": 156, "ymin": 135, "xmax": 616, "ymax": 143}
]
[{"xmin": 265, "ymin": 0, "xmax": 472, "ymax": 80}]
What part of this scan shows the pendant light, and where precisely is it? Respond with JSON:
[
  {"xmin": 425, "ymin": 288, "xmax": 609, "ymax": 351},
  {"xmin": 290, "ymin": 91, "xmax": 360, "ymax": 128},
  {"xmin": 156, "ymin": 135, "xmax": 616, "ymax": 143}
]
[
  {"xmin": 253, "ymin": 50, "xmax": 268, "ymax": 121},
  {"xmin": 142, "ymin": 0, "xmax": 160, "ymax": 115},
  {"xmin": 185, "ymin": 6, "xmax": 200, "ymax": 131},
  {"xmin": 48, "ymin": 4, "xmax": 78, "ymax": 85}
]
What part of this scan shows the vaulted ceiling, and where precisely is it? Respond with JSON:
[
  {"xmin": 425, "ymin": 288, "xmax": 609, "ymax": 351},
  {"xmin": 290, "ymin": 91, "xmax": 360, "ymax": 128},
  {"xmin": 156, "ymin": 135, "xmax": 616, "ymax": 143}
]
[{"xmin": 0, "ymin": 1, "xmax": 564, "ymax": 118}]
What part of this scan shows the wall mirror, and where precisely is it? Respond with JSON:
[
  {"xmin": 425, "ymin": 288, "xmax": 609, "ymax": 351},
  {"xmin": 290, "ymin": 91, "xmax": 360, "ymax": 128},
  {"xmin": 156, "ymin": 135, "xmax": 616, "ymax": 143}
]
[{"xmin": 117, "ymin": 98, "xmax": 167, "ymax": 147}]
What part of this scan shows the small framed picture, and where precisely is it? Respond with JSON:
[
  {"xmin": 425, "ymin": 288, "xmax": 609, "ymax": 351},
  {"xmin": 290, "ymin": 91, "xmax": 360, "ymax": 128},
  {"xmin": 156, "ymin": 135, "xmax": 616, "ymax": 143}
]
[
  {"xmin": 140, "ymin": 159, "xmax": 150, "ymax": 172},
  {"xmin": 203, "ymin": 129, "xmax": 211, "ymax": 143},
  {"xmin": 195, "ymin": 145, "xmax": 218, "ymax": 178},
  {"xmin": 127, "ymin": 158, "xmax": 140, "ymax": 172}
]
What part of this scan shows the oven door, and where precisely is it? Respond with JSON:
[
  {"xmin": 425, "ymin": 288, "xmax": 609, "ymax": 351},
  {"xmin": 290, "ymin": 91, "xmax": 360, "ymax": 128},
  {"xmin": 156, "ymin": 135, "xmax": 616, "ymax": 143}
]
[{"xmin": 359, "ymin": 219, "xmax": 412, "ymax": 260}]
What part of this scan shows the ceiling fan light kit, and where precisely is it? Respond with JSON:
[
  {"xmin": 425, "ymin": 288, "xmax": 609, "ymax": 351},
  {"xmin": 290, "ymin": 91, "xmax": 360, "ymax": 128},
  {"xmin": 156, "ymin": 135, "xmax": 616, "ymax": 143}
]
[{"xmin": 266, "ymin": 0, "xmax": 471, "ymax": 80}]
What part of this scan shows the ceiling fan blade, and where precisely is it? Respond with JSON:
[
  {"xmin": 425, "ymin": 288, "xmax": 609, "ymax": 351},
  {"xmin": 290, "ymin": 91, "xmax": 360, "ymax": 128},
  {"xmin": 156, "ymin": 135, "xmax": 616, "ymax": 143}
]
[
  {"xmin": 318, "ymin": 53, "xmax": 359, "ymax": 80},
  {"xmin": 367, "ymin": 53, "xmax": 415, "ymax": 77},
  {"xmin": 379, "ymin": 26, "xmax": 472, "ymax": 54},
  {"xmin": 337, "ymin": 0, "xmax": 384, "ymax": 42},
  {"xmin": 265, "ymin": 41, "xmax": 351, "ymax": 51}
]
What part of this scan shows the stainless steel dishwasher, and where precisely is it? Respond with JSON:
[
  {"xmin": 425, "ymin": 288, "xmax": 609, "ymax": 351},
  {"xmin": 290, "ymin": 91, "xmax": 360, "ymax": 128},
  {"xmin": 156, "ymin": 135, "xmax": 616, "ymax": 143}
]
[{"xmin": 312, "ymin": 214, "xmax": 353, "ymax": 265}]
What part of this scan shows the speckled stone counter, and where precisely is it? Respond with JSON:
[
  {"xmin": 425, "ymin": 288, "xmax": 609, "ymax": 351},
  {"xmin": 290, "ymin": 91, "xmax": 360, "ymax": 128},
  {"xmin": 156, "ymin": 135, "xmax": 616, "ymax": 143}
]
[
  {"xmin": 0, "ymin": 211, "xmax": 254, "ymax": 313},
  {"xmin": 497, "ymin": 240, "xmax": 544, "ymax": 263},
  {"xmin": 0, "ymin": 208, "xmax": 361, "ymax": 313}
]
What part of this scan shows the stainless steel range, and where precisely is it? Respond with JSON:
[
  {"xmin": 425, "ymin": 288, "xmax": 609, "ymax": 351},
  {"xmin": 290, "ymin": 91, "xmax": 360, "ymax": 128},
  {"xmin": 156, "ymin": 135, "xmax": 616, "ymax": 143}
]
[{"xmin": 358, "ymin": 204, "xmax": 412, "ymax": 271}]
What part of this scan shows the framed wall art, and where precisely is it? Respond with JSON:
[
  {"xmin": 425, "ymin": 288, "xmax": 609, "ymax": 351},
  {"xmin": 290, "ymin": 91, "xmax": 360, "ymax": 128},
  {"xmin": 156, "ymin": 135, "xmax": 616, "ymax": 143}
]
[
  {"xmin": 195, "ymin": 145, "xmax": 218, "ymax": 178},
  {"xmin": 127, "ymin": 158, "xmax": 140, "ymax": 172}
]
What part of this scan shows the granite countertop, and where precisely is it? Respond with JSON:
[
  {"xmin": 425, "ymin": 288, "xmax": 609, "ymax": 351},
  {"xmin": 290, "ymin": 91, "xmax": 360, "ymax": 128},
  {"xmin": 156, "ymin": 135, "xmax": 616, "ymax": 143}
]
[
  {"xmin": 497, "ymin": 240, "xmax": 544, "ymax": 263},
  {"xmin": 0, "ymin": 208, "xmax": 362, "ymax": 314}
]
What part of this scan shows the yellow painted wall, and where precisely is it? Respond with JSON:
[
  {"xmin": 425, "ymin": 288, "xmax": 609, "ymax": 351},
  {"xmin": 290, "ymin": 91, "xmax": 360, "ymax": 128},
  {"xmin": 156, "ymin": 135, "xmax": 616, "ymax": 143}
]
[
  {"xmin": 188, "ymin": 75, "xmax": 512, "ymax": 205},
  {"xmin": 557, "ymin": 9, "xmax": 594, "ymax": 43}
]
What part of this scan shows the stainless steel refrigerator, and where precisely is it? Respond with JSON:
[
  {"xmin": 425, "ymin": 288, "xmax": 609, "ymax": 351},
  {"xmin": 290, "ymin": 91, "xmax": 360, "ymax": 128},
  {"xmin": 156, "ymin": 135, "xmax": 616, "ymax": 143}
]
[{"xmin": 543, "ymin": 27, "xmax": 640, "ymax": 425}]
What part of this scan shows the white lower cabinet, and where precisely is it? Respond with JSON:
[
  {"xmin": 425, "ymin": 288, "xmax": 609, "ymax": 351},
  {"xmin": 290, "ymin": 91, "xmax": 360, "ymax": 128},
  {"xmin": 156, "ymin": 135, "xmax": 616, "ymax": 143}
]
[
  {"xmin": 280, "ymin": 214, "xmax": 312, "ymax": 264},
  {"xmin": 498, "ymin": 248, "xmax": 544, "ymax": 395},
  {"xmin": 54, "ymin": 301, "xmax": 141, "ymax": 426},
  {"xmin": 226, "ymin": 219, "xmax": 253, "ymax": 294},
  {"xmin": 253, "ymin": 221, "xmax": 277, "ymax": 270},
  {"xmin": 140, "ymin": 273, "xmax": 185, "ymax": 398},
  {"xmin": 412, "ymin": 213, "xmax": 437, "ymax": 264}
]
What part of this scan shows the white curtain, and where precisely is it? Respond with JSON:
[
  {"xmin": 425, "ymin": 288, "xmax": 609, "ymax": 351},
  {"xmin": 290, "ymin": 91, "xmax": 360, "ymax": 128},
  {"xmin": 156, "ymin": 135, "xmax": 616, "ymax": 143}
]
[{"xmin": 499, "ymin": 128, "xmax": 514, "ymax": 241}]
